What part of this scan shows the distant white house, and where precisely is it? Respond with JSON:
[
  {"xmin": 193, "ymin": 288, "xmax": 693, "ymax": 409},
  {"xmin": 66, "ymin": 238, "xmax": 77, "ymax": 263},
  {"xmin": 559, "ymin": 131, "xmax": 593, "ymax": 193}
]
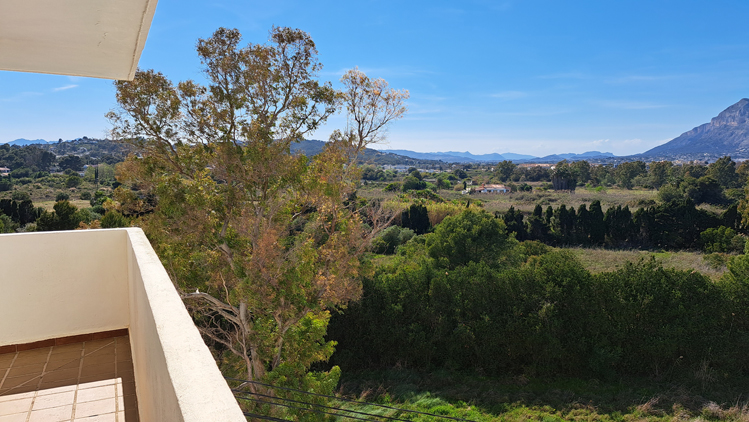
[
  {"xmin": 474, "ymin": 184, "xmax": 509, "ymax": 193},
  {"xmin": 0, "ymin": 167, "xmax": 10, "ymax": 177}
]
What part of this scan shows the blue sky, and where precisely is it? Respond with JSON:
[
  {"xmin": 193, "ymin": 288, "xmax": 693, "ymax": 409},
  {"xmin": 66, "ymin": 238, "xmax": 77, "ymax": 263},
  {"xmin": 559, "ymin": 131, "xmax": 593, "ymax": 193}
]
[{"xmin": 2, "ymin": 0, "xmax": 749, "ymax": 156}]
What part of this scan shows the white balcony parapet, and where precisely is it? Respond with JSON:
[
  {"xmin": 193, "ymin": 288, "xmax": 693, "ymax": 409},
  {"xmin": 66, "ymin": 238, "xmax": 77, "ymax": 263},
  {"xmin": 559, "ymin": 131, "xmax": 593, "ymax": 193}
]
[{"xmin": 0, "ymin": 228, "xmax": 245, "ymax": 421}]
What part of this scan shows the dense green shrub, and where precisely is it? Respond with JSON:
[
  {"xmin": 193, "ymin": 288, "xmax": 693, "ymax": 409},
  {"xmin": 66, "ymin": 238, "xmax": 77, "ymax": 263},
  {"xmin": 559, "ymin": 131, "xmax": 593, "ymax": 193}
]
[{"xmin": 329, "ymin": 214, "xmax": 748, "ymax": 379}]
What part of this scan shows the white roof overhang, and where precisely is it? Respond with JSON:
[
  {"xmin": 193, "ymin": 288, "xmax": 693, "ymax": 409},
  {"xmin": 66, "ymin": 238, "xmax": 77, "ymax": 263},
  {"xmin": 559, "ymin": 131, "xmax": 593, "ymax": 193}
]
[{"xmin": 0, "ymin": 0, "xmax": 158, "ymax": 81}]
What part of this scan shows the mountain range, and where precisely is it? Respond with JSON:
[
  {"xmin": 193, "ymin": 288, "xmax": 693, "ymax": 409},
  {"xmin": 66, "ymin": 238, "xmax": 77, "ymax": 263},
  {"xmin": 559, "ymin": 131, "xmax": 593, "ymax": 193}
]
[
  {"xmin": 380, "ymin": 149, "xmax": 615, "ymax": 163},
  {"xmin": 638, "ymin": 98, "xmax": 749, "ymax": 160},
  {"xmin": 4, "ymin": 139, "xmax": 52, "ymax": 146},
  {"xmin": 6, "ymin": 98, "xmax": 749, "ymax": 163}
]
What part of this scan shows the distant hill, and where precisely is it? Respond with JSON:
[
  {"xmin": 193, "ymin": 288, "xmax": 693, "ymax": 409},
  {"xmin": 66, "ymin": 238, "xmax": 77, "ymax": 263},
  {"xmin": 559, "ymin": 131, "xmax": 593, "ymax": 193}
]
[
  {"xmin": 4, "ymin": 138, "xmax": 50, "ymax": 146},
  {"xmin": 379, "ymin": 148, "xmax": 614, "ymax": 163},
  {"xmin": 640, "ymin": 98, "xmax": 749, "ymax": 160},
  {"xmin": 291, "ymin": 140, "xmax": 444, "ymax": 166}
]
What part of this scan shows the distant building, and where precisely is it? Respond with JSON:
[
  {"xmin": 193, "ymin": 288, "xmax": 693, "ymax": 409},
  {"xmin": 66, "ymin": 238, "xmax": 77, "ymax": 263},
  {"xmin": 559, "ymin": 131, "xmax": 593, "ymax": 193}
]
[
  {"xmin": 0, "ymin": 167, "xmax": 10, "ymax": 176},
  {"xmin": 474, "ymin": 184, "xmax": 509, "ymax": 193}
]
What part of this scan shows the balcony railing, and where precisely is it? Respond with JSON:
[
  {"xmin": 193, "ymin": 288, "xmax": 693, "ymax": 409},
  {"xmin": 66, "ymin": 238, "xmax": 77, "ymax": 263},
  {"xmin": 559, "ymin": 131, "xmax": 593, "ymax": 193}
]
[{"xmin": 0, "ymin": 228, "xmax": 245, "ymax": 421}]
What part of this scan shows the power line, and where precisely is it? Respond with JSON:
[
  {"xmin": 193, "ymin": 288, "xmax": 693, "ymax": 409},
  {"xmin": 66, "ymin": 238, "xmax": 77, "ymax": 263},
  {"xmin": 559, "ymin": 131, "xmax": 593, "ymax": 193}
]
[
  {"xmin": 225, "ymin": 377, "xmax": 475, "ymax": 422},
  {"xmin": 233, "ymin": 389, "xmax": 411, "ymax": 422},
  {"xmin": 242, "ymin": 411, "xmax": 292, "ymax": 421},
  {"xmin": 235, "ymin": 393, "xmax": 380, "ymax": 422}
]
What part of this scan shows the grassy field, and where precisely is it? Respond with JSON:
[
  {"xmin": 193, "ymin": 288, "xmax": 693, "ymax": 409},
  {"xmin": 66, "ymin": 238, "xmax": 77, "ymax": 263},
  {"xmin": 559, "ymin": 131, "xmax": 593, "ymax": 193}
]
[
  {"xmin": 358, "ymin": 183, "xmax": 662, "ymax": 216},
  {"xmin": 565, "ymin": 247, "xmax": 728, "ymax": 280},
  {"xmin": 334, "ymin": 369, "xmax": 749, "ymax": 421}
]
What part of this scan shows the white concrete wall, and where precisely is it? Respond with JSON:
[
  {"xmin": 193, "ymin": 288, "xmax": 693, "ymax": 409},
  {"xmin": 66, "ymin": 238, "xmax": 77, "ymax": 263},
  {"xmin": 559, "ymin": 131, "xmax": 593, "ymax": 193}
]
[
  {"xmin": 0, "ymin": 229, "xmax": 130, "ymax": 345},
  {"xmin": 125, "ymin": 228, "xmax": 246, "ymax": 422},
  {"xmin": 0, "ymin": 229, "xmax": 245, "ymax": 422}
]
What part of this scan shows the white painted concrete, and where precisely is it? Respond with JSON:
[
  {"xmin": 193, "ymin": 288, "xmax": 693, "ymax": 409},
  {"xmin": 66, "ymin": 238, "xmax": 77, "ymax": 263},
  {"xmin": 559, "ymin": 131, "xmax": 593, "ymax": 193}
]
[
  {"xmin": 0, "ymin": 228, "xmax": 245, "ymax": 422},
  {"xmin": 0, "ymin": 0, "xmax": 158, "ymax": 80}
]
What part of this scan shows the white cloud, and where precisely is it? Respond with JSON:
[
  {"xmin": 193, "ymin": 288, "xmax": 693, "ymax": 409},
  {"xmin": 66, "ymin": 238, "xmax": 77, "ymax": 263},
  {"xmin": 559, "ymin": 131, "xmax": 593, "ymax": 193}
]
[
  {"xmin": 490, "ymin": 91, "xmax": 528, "ymax": 100},
  {"xmin": 594, "ymin": 100, "xmax": 667, "ymax": 110},
  {"xmin": 52, "ymin": 85, "xmax": 78, "ymax": 92}
]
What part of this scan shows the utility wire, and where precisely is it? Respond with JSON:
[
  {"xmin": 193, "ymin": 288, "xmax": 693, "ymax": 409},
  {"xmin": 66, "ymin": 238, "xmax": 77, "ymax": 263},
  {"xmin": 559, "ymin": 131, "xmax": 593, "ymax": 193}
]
[
  {"xmin": 242, "ymin": 411, "xmax": 292, "ymax": 422},
  {"xmin": 225, "ymin": 377, "xmax": 475, "ymax": 422},
  {"xmin": 235, "ymin": 393, "xmax": 380, "ymax": 422},
  {"xmin": 233, "ymin": 390, "xmax": 411, "ymax": 422}
]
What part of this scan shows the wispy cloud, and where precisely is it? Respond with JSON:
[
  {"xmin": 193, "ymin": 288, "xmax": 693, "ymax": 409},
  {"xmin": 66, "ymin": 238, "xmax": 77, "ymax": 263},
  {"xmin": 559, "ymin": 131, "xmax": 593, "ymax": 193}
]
[
  {"xmin": 492, "ymin": 108, "xmax": 572, "ymax": 117},
  {"xmin": 594, "ymin": 100, "xmax": 667, "ymax": 110},
  {"xmin": 605, "ymin": 74, "xmax": 691, "ymax": 84},
  {"xmin": 490, "ymin": 91, "xmax": 528, "ymax": 100},
  {"xmin": 52, "ymin": 85, "xmax": 78, "ymax": 92},
  {"xmin": 536, "ymin": 72, "xmax": 587, "ymax": 80},
  {"xmin": 0, "ymin": 92, "xmax": 44, "ymax": 102},
  {"xmin": 322, "ymin": 66, "xmax": 435, "ymax": 79}
]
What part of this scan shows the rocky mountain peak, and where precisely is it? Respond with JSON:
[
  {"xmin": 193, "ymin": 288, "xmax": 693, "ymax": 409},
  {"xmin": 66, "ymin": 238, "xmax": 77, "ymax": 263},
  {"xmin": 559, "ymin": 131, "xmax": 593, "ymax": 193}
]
[{"xmin": 710, "ymin": 98, "xmax": 749, "ymax": 128}]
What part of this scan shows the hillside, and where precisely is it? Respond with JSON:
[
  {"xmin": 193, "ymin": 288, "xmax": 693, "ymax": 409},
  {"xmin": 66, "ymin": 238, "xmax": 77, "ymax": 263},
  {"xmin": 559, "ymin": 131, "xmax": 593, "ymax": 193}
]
[{"xmin": 641, "ymin": 98, "xmax": 749, "ymax": 160}]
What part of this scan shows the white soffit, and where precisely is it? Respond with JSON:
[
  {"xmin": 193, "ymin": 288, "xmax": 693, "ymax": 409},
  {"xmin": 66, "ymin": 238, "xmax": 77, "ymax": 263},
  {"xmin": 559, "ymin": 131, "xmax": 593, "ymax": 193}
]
[{"xmin": 0, "ymin": 0, "xmax": 159, "ymax": 81}]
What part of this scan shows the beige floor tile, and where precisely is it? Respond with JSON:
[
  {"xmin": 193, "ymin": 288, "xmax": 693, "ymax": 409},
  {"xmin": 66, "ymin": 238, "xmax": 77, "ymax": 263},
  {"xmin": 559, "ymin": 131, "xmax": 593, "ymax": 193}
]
[
  {"xmin": 38, "ymin": 379, "xmax": 78, "ymax": 391},
  {"xmin": 76, "ymin": 385, "xmax": 115, "ymax": 404},
  {"xmin": 0, "ymin": 397, "xmax": 32, "ymax": 416},
  {"xmin": 78, "ymin": 379, "xmax": 116, "ymax": 390},
  {"xmin": 0, "ymin": 413, "xmax": 28, "ymax": 422},
  {"xmin": 0, "ymin": 391, "xmax": 35, "ymax": 403},
  {"xmin": 74, "ymin": 397, "xmax": 116, "ymax": 418},
  {"xmin": 32, "ymin": 390, "xmax": 75, "ymax": 410},
  {"xmin": 75, "ymin": 413, "xmax": 116, "ymax": 421},
  {"xmin": 28, "ymin": 404, "xmax": 73, "ymax": 422},
  {"xmin": 36, "ymin": 384, "xmax": 77, "ymax": 396}
]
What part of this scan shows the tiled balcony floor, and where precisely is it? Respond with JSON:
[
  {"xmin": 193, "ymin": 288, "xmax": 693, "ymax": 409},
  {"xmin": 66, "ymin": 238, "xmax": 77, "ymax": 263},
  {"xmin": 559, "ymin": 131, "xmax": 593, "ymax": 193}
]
[{"xmin": 0, "ymin": 336, "xmax": 137, "ymax": 421}]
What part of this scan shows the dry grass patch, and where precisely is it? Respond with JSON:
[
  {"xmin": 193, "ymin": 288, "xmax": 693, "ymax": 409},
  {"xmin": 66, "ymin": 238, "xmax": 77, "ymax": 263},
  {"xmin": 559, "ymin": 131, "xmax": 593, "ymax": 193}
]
[{"xmin": 566, "ymin": 247, "xmax": 728, "ymax": 280}]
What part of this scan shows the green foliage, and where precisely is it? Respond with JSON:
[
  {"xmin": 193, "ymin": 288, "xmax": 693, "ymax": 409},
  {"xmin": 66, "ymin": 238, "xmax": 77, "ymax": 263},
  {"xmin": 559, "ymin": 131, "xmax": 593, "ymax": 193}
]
[
  {"xmin": 700, "ymin": 226, "xmax": 745, "ymax": 253},
  {"xmin": 657, "ymin": 184, "xmax": 683, "ymax": 203},
  {"xmin": 401, "ymin": 175, "xmax": 426, "ymax": 191},
  {"xmin": 100, "ymin": 210, "xmax": 129, "ymax": 228},
  {"xmin": 36, "ymin": 200, "xmax": 81, "ymax": 231},
  {"xmin": 65, "ymin": 175, "xmax": 82, "ymax": 188},
  {"xmin": 80, "ymin": 191, "xmax": 92, "ymax": 200},
  {"xmin": 400, "ymin": 204, "xmax": 430, "ymax": 235},
  {"xmin": 11, "ymin": 191, "xmax": 30, "ymax": 202},
  {"xmin": 330, "ymin": 248, "xmax": 743, "ymax": 378},
  {"xmin": 0, "ymin": 176, "xmax": 11, "ymax": 192},
  {"xmin": 426, "ymin": 209, "xmax": 516, "ymax": 269},
  {"xmin": 58, "ymin": 155, "xmax": 84, "ymax": 171},
  {"xmin": 55, "ymin": 192, "xmax": 70, "ymax": 202},
  {"xmin": 0, "ymin": 214, "xmax": 16, "ymax": 233},
  {"xmin": 494, "ymin": 160, "xmax": 516, "ymax": 182},
  {"xmin": 371, "ymin": 225, "xmax": 415, "ymax": 255},
  {"xmin": 0, "ymin": 198, "xmax": 37, "ymax": 225},
  {"xmin": 383, "ymin": 182, "xmax": 400, "ymax": 192}
]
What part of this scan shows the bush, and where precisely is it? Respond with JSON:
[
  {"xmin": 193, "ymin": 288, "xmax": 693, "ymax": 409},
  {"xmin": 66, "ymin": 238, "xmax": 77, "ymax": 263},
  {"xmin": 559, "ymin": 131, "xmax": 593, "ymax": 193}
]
[
  {"xmin": 56, "ymin": 192, "xmax": 70, "ymax": 202},
  {"xmin": 371, "ymin": 226, "xmax": 415, "ymax": 255},
  {"xmin": 80, "ymin": 191, "xmax": 92, "ymax": 200},
  {"xmin": 11, "ymin": 191, "xmax": 30, "ymax": 202},
  {"xmin": 383, "ymin": 182, "xmax": 400, "ymax": 192},
  {"xmin": 66, "ymin": 175, "xmax": 82, "ymax": 188},
  {"xmin": 100, "ymin": 210, "xmax": 129, "ymax": 228},
  {"xmin": 700, "ymin": 226, "xmax": 744, "ymax": 253}
]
